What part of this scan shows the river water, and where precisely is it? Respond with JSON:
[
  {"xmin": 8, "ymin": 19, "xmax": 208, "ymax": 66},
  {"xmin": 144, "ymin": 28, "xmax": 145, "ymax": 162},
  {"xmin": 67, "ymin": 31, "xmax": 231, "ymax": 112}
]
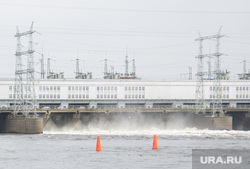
[{"xmin": 0, "ymin": 128, "xmax": 249, "ymax": 169}]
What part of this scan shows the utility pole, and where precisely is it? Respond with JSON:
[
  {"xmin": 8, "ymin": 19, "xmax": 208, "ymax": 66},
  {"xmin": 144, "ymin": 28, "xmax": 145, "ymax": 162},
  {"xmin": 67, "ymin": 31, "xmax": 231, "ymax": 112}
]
[
  {"xmin": 104, "ymin": 58, "xmax": 108, "ymax": 77},
  {"xmin": 243, "ymin": 59, "xmax": 247, "ymax": 73},
  {"xmin": 76, "ymin": 58, "xmax": 79, "ymax": 78},
  {"xmin": 132, "ymin": 59, "xmax": 136, "ymax": 76},
  {"xmin": 47, "ymin": 58, "xmax": 51, "ymax": 78},
  {"xmin": 40, "ymin": 53, "xmax": 45, "ymax": 79},
  {"xmin": 111, "ymin": 65, "xmax": 114, "ymax": 74},
  {"xmin": 125, "ymin": 55, "xmax": 129, "ymax": 77}
]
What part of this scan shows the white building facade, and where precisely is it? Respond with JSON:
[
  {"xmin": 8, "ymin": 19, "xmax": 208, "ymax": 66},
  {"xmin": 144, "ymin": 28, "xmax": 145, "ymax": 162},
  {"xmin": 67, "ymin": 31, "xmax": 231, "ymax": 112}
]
[{"xmin": 1, "ymin": 78, "xmax": 250, "ymax": 109}]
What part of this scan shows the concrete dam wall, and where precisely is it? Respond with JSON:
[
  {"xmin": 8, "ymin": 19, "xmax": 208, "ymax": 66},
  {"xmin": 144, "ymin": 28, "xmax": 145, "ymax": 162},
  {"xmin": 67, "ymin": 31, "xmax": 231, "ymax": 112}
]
[{"xmin": 1, "ymin": 109, "xmax": 250, "ymax": 134}]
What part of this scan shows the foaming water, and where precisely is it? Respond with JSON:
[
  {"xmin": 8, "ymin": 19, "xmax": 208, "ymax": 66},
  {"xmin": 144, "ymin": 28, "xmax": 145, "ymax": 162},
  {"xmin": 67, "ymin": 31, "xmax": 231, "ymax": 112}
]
[
  {"xmin": 43, "ymin": 119, "xmax": 58, "ymax": 132},
  {"xmin": 43, "ymin": 112, "xmax": 194, "ymax": 135},
  {"xmin": 43, "ymin": 116, "xmax": 250, "ymax": 139},
  {"xmin": 44, "ymin": 127, "xmax": 250, "ymax": 139}
]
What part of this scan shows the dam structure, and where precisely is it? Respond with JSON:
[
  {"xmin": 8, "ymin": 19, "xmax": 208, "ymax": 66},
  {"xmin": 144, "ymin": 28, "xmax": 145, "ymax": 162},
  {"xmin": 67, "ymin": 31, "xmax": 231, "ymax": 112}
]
[{"xmin": 0, "ymin": 78, "xmax": 250, "ymax": 132}]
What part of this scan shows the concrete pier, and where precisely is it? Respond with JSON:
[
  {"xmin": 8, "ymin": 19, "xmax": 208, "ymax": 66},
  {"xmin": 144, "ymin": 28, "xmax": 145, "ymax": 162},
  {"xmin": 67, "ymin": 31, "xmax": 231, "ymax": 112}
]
[
  {"xmin": 213, "ymin": 116, "xmax": 233, "ymax": 130},
  {"xmin": 192, "ymin": 114, "xmax": 232, "ymax": 130},
  {"xmin": 4, "ymin": 115, "xmax": 43, "ymax": 134}
]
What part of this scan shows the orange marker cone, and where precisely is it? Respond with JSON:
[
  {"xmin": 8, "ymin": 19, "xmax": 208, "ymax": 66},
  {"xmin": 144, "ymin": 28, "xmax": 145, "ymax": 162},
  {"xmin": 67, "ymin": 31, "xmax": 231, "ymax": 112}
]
[
  {"xmin": 96, "ymin": 136, "xmax": 101, "ymax": 152},
  {"xmin": 152, "ymin": 135, "xmax": 158, "ymax": 149}
]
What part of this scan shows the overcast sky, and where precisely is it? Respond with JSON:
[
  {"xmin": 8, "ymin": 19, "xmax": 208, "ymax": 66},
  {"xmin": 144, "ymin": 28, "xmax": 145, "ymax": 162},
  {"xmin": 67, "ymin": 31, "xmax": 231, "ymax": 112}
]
[{"xmin": 0, "ymin": 0, "xmax": 250, "ymax": 80}]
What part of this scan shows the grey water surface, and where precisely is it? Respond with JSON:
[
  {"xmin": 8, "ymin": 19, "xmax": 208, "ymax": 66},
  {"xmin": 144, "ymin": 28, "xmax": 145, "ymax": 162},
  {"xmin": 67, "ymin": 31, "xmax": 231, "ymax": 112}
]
[{"xmin": 0, "ymin": 129, "xmax": 249, "ymax": 169}]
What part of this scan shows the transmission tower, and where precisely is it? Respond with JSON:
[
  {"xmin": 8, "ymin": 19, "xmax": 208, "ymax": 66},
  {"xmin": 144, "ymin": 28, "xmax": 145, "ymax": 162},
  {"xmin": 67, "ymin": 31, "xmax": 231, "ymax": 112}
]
[
  {"xmin": 195, "ymin": 28, "xmax": 225, "ymax": 116},
  {"xmin": 212, "ymin": 27, "xmax": 224, "ymax": 117},
  {"xmin": 14, "ymin": 27, "xmax": 24, "ymax": 114},
  {"xmin": 195, "ymin": 34, "xmax": 206, "ymax": 114},
  {"xmin": 14, "ymin": 22, "xmax": 36, "ymax": 115}
]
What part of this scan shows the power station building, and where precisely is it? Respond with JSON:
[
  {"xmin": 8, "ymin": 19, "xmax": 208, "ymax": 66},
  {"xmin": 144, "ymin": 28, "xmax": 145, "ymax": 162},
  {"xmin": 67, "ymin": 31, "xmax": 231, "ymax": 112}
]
[{"xmin": 1, "ymin": 78, "xmax": 250, "ymax": 110}]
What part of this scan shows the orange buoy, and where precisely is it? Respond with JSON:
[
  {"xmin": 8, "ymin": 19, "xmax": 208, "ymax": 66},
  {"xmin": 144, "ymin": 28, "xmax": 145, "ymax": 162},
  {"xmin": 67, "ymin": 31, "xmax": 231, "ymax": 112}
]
[
  {"xmin": 152, "ymin": 135, "xmax": 158, "ymax": 149},
  {"xmin": 96, "ymin": 136, "xmax": 101, "ymax": 152}
]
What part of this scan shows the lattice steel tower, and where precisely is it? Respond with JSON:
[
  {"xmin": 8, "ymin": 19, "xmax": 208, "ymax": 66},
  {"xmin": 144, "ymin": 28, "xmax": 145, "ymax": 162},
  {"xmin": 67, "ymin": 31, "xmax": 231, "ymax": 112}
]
[
  {"xmin": 195, "ymin": 28, "xmax": 225, "ymax": 116},
  {"xmin": 212, "ymin": 28, "xmax": 224, "ymax": 117},
  {"xmin": 14, "ymin": 22, "xmax": 36, "ymax": 115},
  {"xmin": 195, "ymin": 33, "xmax": 206, "ymax": 114}
]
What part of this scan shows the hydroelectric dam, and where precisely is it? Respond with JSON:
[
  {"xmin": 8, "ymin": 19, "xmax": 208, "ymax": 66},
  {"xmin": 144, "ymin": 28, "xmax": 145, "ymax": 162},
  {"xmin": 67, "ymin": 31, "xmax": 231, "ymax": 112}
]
[
  {"xmin": 1, "ymin": 78, "xmax": 250, "ymax": 133},
  {"xmin": 1, "ymin": 106, "xmax": 250, "ymax": 134}
]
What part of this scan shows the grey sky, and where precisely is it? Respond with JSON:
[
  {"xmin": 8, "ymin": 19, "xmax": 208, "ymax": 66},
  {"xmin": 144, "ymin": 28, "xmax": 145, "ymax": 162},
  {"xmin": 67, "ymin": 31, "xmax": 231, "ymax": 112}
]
[{"xmin": 0, "ymin": 0, "xmax": 249, "ymax": 80}]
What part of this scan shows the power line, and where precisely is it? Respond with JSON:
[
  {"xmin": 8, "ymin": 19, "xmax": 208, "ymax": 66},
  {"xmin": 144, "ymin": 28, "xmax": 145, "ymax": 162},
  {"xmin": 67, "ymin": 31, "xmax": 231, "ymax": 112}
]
[{"xmin": 1, "ymin": 2, "xmax": 250, "ymax": 14}]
